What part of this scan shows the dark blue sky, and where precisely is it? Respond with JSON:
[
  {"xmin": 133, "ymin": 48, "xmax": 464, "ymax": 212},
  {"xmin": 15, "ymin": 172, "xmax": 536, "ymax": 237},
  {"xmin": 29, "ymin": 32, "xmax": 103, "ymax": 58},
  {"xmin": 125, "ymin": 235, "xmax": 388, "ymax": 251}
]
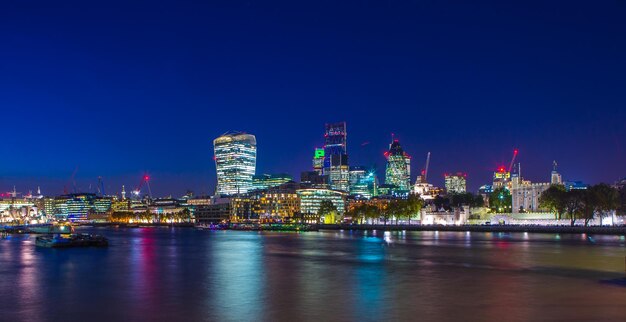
[{"xmin": 1, "ymin": 0, "xmax": 625, "ymax": 196}]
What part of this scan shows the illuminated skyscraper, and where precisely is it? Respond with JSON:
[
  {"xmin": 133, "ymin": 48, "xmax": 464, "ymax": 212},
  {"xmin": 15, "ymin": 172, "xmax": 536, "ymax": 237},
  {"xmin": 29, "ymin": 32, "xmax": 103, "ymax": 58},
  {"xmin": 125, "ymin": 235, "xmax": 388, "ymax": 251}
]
[
  {"xmin": 323, "ymin": 122, "xmax": 349, "ymax": 192},
  {"xmin": 213, "ymin": 132, "xmax": 257, "ymax": 196},
  {"xmin": 384, "ymin": 139, "xmax": 411, "ymax": 192},
  {"xmin": 349, "ymin": 166, "xmax": 367, "ymax": 197},
  {"xmin": 349, "ymin": 166, "xmax": 378, "ymax": 199}
]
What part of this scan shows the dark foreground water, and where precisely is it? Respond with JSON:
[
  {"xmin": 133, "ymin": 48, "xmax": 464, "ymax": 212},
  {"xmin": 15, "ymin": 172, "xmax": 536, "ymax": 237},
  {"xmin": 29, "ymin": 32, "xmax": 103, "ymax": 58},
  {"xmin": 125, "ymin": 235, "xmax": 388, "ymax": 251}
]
[{"xmin": 1, "ymin": 228, "xmax": 626, "ymax": 322}]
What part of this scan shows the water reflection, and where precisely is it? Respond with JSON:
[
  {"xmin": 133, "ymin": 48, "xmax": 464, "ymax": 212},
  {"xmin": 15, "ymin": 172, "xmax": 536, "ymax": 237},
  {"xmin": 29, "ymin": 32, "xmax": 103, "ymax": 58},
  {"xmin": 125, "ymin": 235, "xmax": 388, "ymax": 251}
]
[
  {"xmin": 352, "ymin": 235, "xmax": 386, "ymax": 321},
  {"xmin": 211, "ymin": 232, "xmax": 264, "ymax": 321},
  {"xmin": 1, "ymin": 228, "xmax": 626, "ymax": 321}
]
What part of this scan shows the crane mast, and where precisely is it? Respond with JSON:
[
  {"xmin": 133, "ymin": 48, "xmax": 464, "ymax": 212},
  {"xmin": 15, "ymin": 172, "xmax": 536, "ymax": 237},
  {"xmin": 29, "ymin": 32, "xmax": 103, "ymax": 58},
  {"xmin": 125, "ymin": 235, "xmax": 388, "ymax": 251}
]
[
  {"xmin": 508, "ymin": 149, "xmax": 518, "ymax": 174},
  {"xmin": 423, "ymin": 152, "xmax": 431, "ymax": 183},
  {"xmin": 133, "ymin": 174, "xmax": 152, "ymax": 199}
]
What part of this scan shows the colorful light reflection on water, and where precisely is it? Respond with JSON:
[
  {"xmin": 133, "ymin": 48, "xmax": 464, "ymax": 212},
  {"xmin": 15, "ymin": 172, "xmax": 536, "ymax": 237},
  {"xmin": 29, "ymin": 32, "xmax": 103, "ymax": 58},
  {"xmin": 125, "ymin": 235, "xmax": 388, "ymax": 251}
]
[{"xmin": 1, "ymin": 228, "xmax": 626, "ymax": 321}]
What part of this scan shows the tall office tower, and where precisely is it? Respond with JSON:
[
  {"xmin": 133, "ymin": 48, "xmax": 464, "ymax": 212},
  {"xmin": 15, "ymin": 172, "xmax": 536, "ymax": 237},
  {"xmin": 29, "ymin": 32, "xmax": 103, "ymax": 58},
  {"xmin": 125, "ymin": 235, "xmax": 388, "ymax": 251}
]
[
  {"xmin": 349, "ymin": 166, "xmax": 367, "ymax": 197},
  {"xmin": 213, "ymin": 132, "xmax": 257, "ymax": 196},
  {"xmin": 323, "ymin": 122, "xmax": 349, "ymax": 192},
  {"xmin": 313, "ymin": 148, "xmax": 325, "ymax": 175},
  {"xmin": 384, "ymin": 139, "xmax": 411, "ymax": 192},
  {"xmin": 444, "ymin": 172, "xmax": 467, "ymax": 194},
  {"xmin": 349, "ymin": 166, "xmax": 377, "ymax": 199}
]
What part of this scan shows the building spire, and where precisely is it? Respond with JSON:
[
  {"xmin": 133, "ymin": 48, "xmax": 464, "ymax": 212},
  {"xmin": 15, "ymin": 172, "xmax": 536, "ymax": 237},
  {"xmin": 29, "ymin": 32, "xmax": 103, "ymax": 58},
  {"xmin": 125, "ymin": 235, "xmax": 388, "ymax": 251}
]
[{"xmin": 551, "ymin": 161, "xmax": 562, "ymax": 185}]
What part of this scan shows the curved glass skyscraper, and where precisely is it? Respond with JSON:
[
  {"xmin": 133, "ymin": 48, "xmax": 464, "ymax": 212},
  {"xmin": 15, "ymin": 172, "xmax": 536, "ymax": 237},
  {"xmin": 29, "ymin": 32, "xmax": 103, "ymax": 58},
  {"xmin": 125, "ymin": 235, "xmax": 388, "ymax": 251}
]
[
  {"xmin": 385, "ymin": 139, "xmax": 411, "ymax": 192},
  {"xmin": 213, "ymin": 132, "xmax": 257, "ymax": 196}
]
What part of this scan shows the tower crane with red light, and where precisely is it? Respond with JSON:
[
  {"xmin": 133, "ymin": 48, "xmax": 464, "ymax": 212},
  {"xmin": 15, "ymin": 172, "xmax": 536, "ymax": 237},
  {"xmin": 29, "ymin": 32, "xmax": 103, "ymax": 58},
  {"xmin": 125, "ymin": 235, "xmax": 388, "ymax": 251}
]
[
  {"xmin": 132, "ymin": 174, "xmax": 153, "ymax": 199},
  {"xmin": 421, "ymin": 152, "xmax": 431, "ymax": 183},
  {"xmin": 508, "ymin": 149, "xmax": 519, "ymax": 174}
]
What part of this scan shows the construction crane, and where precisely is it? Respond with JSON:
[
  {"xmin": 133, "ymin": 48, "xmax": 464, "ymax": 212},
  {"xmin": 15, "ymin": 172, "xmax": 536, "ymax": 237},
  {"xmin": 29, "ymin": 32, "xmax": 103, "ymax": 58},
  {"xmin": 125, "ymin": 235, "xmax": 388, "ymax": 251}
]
[
  {"xmin": 7, "ymin": 186, "xmax": 21, "ymax": 198},
  {"xmin": 421, "ymin": 152, "xmax": 431, "ymax": 183},
  {"xmin": 133, "ymin": 174, "xmax": 152, "ymax": 199},
  {"xmin": 64, "ymin": 166, "xmax": 79, "ymax": 194},
  {"xmin": 97, "ymin": 176, "xmax": 106, "ymax": 197},
  {"xmin": 508, "ymin": 149, "xmax": 519, "ymax": 174}
]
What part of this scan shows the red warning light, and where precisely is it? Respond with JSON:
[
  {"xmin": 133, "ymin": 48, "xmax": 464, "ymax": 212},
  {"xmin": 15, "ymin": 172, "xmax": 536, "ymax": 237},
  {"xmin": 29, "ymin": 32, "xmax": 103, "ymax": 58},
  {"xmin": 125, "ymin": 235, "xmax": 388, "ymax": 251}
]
[{"xmin": 144, "ymin": 175, "xmax": 150, "ymax": 181}]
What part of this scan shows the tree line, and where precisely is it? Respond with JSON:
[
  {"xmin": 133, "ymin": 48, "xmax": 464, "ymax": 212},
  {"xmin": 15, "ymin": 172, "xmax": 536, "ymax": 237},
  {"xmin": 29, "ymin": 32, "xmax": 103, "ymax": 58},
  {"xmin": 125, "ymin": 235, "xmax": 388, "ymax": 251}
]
[
  {"xmin": 433, "ymin": 192, "xmax": 485, "ymax": 211},
  {"xmin": 328, "ymin": 194, "xmax": 424, "ymax": 225},
  {"xmin": 539, "ymin": 184, "xmax": 623, "ymax": 226}
]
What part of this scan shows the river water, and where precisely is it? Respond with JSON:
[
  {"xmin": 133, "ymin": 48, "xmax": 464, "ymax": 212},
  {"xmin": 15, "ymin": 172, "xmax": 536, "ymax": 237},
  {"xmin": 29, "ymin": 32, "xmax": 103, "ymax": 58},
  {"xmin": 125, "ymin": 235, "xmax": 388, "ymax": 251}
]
[{"xmin": 1, "ymin": 227, "xmax": 626, "ymax": 322}]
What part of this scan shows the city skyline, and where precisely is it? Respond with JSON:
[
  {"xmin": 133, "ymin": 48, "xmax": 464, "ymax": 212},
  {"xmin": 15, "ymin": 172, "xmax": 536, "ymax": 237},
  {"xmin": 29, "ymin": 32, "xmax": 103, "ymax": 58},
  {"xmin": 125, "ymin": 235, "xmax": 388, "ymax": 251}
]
[
  {"xmin": 0, "ymin": 122, "xmax": 621, "ymax": 198},
  {"xmin": 1, "ymin": 1, "xmax": 625, "ymax": 196},
  {"xmin": 3, "ymin": 2, "xmax": 626, "ymax": 321}
]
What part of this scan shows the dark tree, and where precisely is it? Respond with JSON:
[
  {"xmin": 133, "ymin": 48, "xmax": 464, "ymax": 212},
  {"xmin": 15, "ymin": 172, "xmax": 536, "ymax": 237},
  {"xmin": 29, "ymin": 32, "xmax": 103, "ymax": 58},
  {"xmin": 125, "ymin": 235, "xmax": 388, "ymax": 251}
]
[
  {"xmin": 433, "ymin": 195, "xmax": 450, "ymax": 211},
  {"xmin": 489, "ymin": 188, "xmax": 511, "ymax": 213},
  {"xmin": 318, "ymin": 200, "xmax": 337, "ymax": 218},
  {"xmin": 539, "ymin": 184, "xmax": 567, "ymax": 219}
]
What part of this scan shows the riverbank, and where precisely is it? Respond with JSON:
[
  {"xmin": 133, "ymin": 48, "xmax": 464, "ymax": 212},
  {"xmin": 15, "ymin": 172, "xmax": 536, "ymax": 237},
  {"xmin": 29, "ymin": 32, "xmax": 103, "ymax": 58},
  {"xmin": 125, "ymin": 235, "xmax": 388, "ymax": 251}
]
[
  {"xmin": 320, "ymin": 224, "xmax": 626, "ymax": 235},
  {"xmin": 87, "ymin": 222, "xmax": 195, "ymax": 228},
  {"xmin": 5, "ymin": 222, "xmax": 626, "ymax": 235}
]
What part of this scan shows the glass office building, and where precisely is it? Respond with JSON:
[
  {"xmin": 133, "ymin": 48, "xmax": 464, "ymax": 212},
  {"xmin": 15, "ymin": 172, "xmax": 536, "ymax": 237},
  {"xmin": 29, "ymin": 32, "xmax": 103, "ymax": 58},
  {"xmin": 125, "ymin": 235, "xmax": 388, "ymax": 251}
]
[
  {"xmin": 214, "ymin": 132, "xmax": 257, "ymax": 196},
  {"xmin": 384, "ymin": 139, "xmax": 411, "ymax": 192},
  {"xmin": 323, "ymin": 122, "xmax": 349, "ymax": 192},
  {"xmin": 296, "ymin": 188, "xmax": 346, "ymax": 215}
]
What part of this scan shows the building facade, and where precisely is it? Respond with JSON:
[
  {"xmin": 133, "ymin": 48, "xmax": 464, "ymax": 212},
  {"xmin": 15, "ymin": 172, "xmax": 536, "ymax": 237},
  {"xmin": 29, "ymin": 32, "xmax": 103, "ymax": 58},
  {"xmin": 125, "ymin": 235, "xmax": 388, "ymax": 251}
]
[
  {"xmin": 52, "ymin": 193, "xmax": 111, "ymax": 222},
  {"xmin": 323, "ymin": 122, "xmax": 349, "ymax": 192},
  {"xmin": 251, "ymin": 174, "xmax": 293, "ymax": 191},
  {"xmin": 193, "ymin": 197, "xmax": 232, "ymax": 225},
  {"xmin": 510, "ymin": 164, "xmax": 561, "ymax": 213},
  {"xmin": 445, "ymin": 173, "xmax": 467, "ymax": 194},
  {"xmin": 384, "ymin": 139, "xmax": 411, "ymax": 192},
  {"xmin": 213, "ymin": 132, "xmax": 257, "ymax": 196},
  {"xmin": 296, "ymin": 188, "xmax": 346, "ymax": 216},
  {"xmin": 349, "ymin": 166, "xmax": 377, "ymax": 199},
  {"xmin": 228, "ymin": 182, "xmax": 301, "ymax": 222},
  {"xmin": 300, "ymin": 171, "xmax": 329, "ymax": 188},
  {"xmin": 313, "ymin": 148, "xmax": 324, "ymax": 175}
]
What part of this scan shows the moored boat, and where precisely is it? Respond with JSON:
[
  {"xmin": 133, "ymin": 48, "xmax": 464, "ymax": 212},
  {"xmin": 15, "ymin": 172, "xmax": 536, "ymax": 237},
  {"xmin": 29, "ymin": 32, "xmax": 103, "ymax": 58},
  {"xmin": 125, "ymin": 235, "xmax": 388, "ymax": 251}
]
[
  {"xmin": 196, "ymin": 223, "xmax": 229, "ymax": 230},
  {"xmin": 36, "ymin": 233, "xmax": 109, "ymax": 248},
  {"xmin": 230, "ymin": 223, "xmax": 261, "ymax": 231}
]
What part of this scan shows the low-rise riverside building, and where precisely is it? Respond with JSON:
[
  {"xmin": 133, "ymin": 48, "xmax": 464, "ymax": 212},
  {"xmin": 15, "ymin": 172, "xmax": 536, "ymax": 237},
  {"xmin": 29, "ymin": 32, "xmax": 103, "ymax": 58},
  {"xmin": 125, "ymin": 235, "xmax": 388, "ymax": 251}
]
[
  {"xmin": 193, "ymin": 197, "xmax": 232, "ymax": 225},
  {"xmin": 296, "ymin": 188, "xmax": 346, "ymax": 221},
  {"xmin": 230, "ymin": 182, "xmax": 301, "ymax": 222},
  {"xmin": 51, "ymin": 193, "xmax": 112, "ymax": 222}
]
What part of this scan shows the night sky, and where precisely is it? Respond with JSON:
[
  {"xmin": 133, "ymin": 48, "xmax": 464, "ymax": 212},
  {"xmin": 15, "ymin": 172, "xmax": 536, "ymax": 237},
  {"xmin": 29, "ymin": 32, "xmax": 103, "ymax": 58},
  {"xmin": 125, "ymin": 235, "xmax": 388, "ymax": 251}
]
[{"xmin": 1, "ymin": 0, "xmax": 625, "ymax": 197}]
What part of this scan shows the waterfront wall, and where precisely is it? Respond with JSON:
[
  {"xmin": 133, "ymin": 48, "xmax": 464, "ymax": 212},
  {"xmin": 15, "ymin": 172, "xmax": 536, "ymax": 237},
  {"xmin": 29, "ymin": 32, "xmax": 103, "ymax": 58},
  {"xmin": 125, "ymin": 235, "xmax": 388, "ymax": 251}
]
[{"xmin": 320, "ymin": 224, "xmax": 626, "ymax": 235}]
